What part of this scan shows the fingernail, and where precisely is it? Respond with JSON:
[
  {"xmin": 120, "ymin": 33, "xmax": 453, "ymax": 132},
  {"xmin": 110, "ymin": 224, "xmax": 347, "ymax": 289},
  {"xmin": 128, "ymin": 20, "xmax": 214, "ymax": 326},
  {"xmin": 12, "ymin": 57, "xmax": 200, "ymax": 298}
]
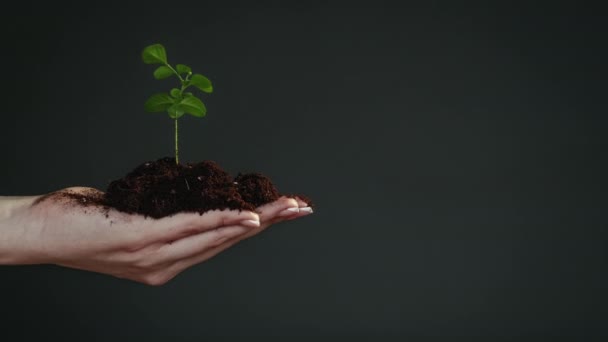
[
  {"xmin": 241, "ymin": 219, "xmax": 260, "ymax": 228},
  {"xmin": 299, "ymin": 207, "xmax": 314, "ymax": 214},
  {"xmin": 279, "ymin": 207, "xmax": 300, "ymax": 216}
]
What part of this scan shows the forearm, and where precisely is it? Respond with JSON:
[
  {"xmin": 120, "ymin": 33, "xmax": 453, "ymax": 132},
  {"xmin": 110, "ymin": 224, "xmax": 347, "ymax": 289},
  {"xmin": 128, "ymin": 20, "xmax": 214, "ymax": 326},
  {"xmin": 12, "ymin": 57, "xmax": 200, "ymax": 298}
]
[{"xmin": 0, "ymin": 196, "xmax": 41, "ymax": 264}]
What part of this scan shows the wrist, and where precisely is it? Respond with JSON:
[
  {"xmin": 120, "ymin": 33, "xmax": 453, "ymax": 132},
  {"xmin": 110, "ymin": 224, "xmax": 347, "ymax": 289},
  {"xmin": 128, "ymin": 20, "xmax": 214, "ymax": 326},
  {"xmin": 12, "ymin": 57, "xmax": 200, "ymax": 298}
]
[{"xmin": 0, "ymin": 196, "xmax": 43, "ymax": 264}]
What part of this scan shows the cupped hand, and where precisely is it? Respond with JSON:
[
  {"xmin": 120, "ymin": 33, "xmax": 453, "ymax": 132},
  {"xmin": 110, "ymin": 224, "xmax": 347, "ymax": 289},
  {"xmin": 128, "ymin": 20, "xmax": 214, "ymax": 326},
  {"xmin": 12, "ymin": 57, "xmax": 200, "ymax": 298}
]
[{"xmin": 6, "ymin": 187, "xmax": 312, "ymax": 285}]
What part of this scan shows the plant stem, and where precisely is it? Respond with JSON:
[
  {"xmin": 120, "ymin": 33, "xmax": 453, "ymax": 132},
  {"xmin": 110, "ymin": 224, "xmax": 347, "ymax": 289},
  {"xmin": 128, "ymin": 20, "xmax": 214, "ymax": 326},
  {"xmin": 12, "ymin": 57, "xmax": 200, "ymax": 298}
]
[
  {"xmin": 166, "ymin": 64, "xmax": 184, "ymax": 82},
  {"xmin": 175, "ymin": 118, "xmax": 179, "ymax": 164},
  {"xmin": 165, "ymin": 63, "xmax": 188, "ymax": 165}
]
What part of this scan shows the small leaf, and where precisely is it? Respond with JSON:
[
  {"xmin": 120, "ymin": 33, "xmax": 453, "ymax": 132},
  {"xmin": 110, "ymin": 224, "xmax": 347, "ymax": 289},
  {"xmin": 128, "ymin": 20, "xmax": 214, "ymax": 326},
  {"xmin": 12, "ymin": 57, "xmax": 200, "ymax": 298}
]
[
  {"xmin": 176, "ymin": 64, "xmax": 191, "ymax": 75},
  {"xmin": 175, "ymin": 96, "xmax": 206, "ymax": 117},
  {"xmin": 142, "ymin": 44, "xmax": 168, "ymax": 64},
  {"xmin": 144, "ymin": 93, "xmax": 174, "ymax": 112},
  {"xmin": 167, "ymin": 104, "xmax": 185, "ymax": 119},
  {"xmin": 170, "ymin": 88, "xmax": 181, "ymax": 98},
  {"xmin": 190, "ymin": 74, "xmax": 213, "ymax": 93},
  {"xmin": 153, "ymin": 66, "xmax": 173, "ymax": 80},
  {"xmin": 183, "ymin": 92, "xmax": 193, "ymax": 97}
]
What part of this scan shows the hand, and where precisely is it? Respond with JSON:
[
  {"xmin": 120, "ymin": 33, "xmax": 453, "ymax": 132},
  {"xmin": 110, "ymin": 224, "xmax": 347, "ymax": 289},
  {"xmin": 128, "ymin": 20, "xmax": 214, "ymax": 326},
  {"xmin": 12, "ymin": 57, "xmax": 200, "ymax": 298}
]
[{"xmin": 0, "ymin": 187, "xmax": 313, "ymax": 285}]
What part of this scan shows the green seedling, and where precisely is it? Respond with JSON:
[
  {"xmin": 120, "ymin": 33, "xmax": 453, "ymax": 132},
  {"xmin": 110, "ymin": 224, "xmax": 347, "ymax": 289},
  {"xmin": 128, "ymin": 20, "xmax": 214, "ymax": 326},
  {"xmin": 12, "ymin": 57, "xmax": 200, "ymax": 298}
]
[{"xmin": 142, "ymin": 43, "xmax": 213, "ymax": 164}]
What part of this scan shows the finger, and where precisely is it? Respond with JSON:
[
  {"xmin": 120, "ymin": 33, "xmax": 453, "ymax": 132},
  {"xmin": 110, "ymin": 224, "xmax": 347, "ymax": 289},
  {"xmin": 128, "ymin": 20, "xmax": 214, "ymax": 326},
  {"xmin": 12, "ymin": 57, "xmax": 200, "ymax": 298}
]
[
  {"xmin": 158, "ymin": 224, "xmax": 255, "ymax": 262},
  {"xmin": 256, "ymin": 196, "xmax": 300, "ymax": 222},
  {"xmin": 147, "ymin": 209, "xmax": 259, "ymax": 243},
  {"xmin": 228, "ymin": 197, "xmax": 314, "ymax": 244},
  {"xmin": 167, "ymin": 202, "xmax": 314, "ymax": 275},
  {"xmin": 258, "ymin": 197, "xmax": 315, "ymax": 227},
  {"xmin": 188, "ymin": 203, "xmax": 314, "ymax": 262},
  {"xmin": 291, "ymin": 196, "xmax": 309, "ymax": 207},
  {"xmin": 274, "ymin": 207, "xmax": 313, "ymax": 223}
]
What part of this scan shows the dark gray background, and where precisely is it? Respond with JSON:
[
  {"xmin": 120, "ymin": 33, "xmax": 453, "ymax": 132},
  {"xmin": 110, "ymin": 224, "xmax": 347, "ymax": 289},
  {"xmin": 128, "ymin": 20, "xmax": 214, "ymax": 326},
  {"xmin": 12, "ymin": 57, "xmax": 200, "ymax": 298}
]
[{"xmin": 1, "ymin": 1, "xmax": 606, "ymax": 340}]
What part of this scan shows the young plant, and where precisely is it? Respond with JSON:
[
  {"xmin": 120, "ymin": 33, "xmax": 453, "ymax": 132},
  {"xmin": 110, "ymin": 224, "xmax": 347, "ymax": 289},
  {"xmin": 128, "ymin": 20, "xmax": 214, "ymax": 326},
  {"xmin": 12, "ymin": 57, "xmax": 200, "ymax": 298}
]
[{"xmin": 142, "ymin": 43, "xmax": 213, "ymax": 164}]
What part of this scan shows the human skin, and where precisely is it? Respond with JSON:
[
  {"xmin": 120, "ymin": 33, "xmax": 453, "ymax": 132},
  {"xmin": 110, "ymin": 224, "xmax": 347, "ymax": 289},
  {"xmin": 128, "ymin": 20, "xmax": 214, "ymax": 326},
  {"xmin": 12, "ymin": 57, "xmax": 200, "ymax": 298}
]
[{"xmin": 0, "ymin": 187, "xmax": 312, "ymax": 285}]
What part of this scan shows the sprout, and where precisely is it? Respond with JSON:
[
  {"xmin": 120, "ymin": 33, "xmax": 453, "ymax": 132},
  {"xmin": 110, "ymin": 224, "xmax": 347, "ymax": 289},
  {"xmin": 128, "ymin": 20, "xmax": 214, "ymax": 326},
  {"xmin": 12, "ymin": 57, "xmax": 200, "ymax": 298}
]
[{"xmin": 142, "ymin": 43, "xmax": 213, "ymax": 164}]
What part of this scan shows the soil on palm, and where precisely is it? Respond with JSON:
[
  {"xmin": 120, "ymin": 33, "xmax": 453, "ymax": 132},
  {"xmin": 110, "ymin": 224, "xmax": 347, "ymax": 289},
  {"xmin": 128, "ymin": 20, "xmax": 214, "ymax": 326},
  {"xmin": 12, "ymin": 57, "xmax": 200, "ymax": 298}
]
[{"xmin": 103, "ymin": 157, "xmax": 311, "ymax": 218}]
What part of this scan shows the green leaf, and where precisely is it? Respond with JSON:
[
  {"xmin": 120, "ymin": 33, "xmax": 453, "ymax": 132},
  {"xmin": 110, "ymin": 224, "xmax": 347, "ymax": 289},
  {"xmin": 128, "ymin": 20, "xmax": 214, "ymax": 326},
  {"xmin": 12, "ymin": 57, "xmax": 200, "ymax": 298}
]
[
  {"xmin": 144, "ymin": 93, "xmax": 174, "ymax": 112},
  {"xmin": 190, "ymin": 74, "xmax": 213, "ymax": 93},
  {"xmin": 153, "ymin": 66, "xmax": 173, "ymax": 80},
  {"xmin": 175, "ymin": 96, "xmax": 206, "ymax": 117},
  {"xmin": 167, "ymin": 104, "xmax": 185, "ymax": 119},
  {"xmin": 142, "ymin": 44, "xmax": 168, "ymax": 65},
  {"xmin": 170, "ymin": 88, "xmax": 181, "ymax": 98},
  {"xmin": 176, "ymin": 64, "xmax": 191, "ymax": 75},
  {"xmin": 183, "ymin": 92, "xmax": 193, "ymax": 97}
]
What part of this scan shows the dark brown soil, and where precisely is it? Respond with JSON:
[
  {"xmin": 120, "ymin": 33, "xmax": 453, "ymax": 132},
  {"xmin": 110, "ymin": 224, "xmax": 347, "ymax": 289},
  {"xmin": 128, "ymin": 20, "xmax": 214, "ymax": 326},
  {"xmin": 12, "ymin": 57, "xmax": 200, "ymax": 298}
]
[{"xmin": 100, "ymin": 157, "xmax": 312, "ymax": 218}]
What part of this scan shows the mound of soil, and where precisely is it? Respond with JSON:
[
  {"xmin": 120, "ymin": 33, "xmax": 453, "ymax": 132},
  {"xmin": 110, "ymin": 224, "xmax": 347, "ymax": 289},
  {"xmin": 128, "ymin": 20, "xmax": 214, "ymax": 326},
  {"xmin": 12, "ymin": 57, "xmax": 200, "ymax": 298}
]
[{"xmin": 103, "ymin": 157, "xmax": 311, "ymax": 218}]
